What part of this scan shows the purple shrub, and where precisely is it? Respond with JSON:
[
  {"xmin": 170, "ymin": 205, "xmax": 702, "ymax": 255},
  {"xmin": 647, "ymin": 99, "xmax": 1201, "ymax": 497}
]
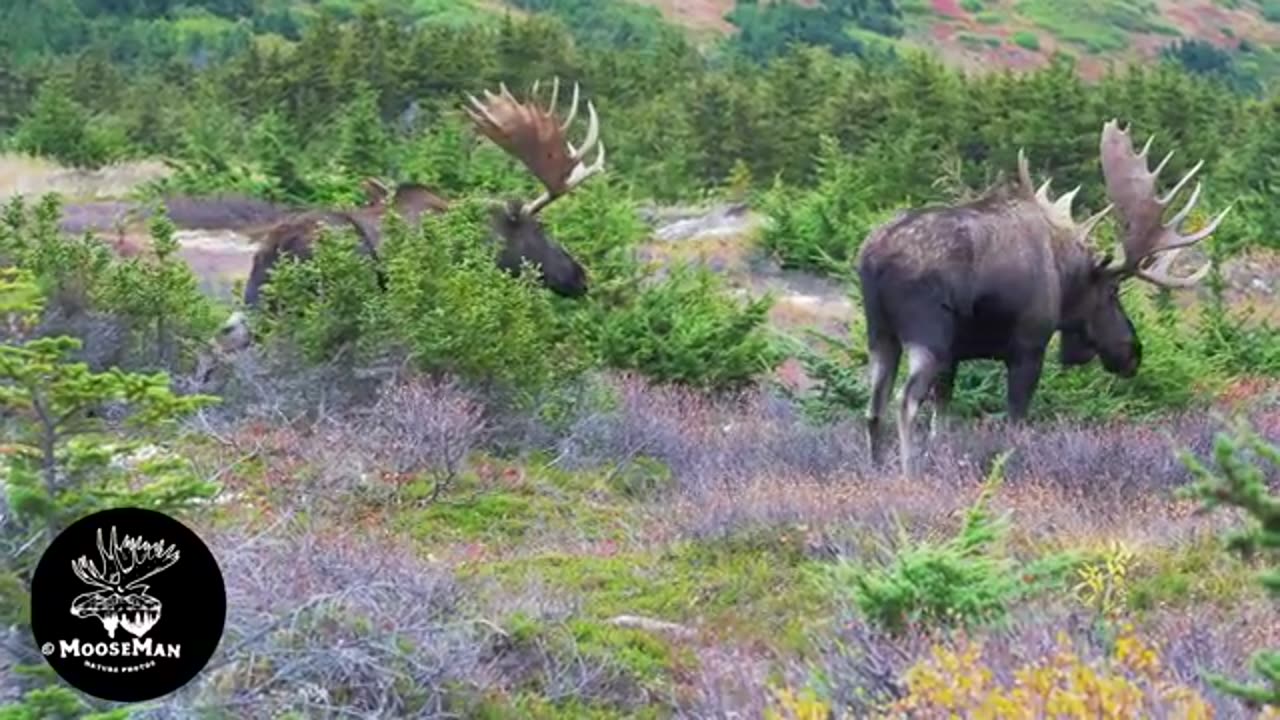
[
  {"xmin": 352, "ymin": 376, "xmax": 490, "ymax": 501},
  {"xmin": 138, "ymin": 524, "xmax": 485, "ymax": 719},
  {"xmin": 551, "ymin": 374, "xmax": 1265, "ymax": 498},
  {"xmin": 553, "ymin": 374, "xmax": 878, "ymax": 491},
  {"xmin": 137, "ymin": 522, "xmax": 646, "ymax": 719},
  {"xmin": 529, "ymin": 374, "xmax": 1280, "ymax": 554}
]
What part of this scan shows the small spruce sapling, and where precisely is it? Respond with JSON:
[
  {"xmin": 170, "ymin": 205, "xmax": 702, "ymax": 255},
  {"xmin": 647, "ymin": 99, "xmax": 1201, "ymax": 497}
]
[
  {"xmin": 0, "ymin": 267, "xmax": 220, "ymax": 717},
  {"xmin": 1178, "ymin": 419, "xmax": 1279, "ymax": 708}
]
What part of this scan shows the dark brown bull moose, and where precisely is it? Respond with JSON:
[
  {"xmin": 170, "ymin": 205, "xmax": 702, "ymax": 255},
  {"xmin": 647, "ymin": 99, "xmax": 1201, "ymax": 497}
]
[
  {"xmin": 217, "ymin": 77, "xmax": 607, "ymax": 352},
  {"xmin": 856, "ymin": 119, "xmax": 1232, "ymax": 477}
]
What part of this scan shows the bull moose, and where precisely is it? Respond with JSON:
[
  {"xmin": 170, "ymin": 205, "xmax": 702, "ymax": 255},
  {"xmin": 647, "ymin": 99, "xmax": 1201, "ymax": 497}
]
[
  {"xmin": 216, "ymin": 76, "xmax": 606, "ymax": 352},
  {"xmin": 857, "ymin": 119, "xmax": 1232, "ymax": 477}
]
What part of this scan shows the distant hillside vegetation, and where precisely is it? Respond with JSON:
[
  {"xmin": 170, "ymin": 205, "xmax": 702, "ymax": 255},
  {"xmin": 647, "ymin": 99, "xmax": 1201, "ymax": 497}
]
[
  {"xmin": 508, "ymin": 0, "xmax": 1280, "ymax": 85},
  {"xmin": 7, "ymin": 1, "xmax": 1277, "ymax": 88}
]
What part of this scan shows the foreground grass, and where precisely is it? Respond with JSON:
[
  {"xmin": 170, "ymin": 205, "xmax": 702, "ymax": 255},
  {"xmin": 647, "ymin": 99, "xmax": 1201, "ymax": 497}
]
[{"xmin": 151, "ymin": 373, "xmax": 1278, "ymax": 718}]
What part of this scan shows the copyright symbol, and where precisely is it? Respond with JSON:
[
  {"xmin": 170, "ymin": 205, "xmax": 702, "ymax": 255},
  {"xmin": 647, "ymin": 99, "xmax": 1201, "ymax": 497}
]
[{"xmin": 41, "ymin": 642, "xmax": 54, "ymax": 655}]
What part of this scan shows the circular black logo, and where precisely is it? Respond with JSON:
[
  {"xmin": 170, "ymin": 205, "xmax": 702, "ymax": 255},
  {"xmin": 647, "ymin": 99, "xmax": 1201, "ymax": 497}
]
[{"xmin": 30, "ymin": 507, "xmax": 227, "ymax": 703}]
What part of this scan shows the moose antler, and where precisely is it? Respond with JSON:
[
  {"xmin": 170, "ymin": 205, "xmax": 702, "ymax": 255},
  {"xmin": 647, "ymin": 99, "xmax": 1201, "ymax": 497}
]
[
  {"xmin": 71, "ymin": 527, "xmax": 123, "ymax": 591},
  {"xmin": 70, "ymin": 527, "xmax": 180, "ymax": 592},
  {"xmin": 462, "ymin": 76, "xmax": 606, "ymax": 216},
  {"xmin": 1098, "ymin": 119, "xmax": 1232, "ymax": 288},
  {"xmin": 361, "ymin": 177, "xmax": 393, "ymax": 206},
  {"xmin": 1017, "ymin": 149, "xmax": 1112, "ymax": 238}
]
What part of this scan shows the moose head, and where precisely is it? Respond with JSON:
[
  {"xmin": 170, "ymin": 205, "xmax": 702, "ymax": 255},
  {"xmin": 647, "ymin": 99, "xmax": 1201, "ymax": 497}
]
[
  {"xmin": 1047, "ymin": 120, "xmax": 1232, "ymax": 377},
  {"xmin": 462, "ymin": 76, "xmax": 607, "ymax": 298}
]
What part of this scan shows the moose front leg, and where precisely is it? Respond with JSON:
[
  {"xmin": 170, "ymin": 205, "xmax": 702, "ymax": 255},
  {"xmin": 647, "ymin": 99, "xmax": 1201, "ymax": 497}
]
[{"xmin": 1004, "ymin": 346, "xmax": 1046, "ymax": 422}]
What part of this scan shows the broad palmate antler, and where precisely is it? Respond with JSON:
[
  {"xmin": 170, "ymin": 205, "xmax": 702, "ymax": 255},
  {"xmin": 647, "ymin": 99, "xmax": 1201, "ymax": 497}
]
[
  {"xmin": 1098, "ymin": 119, "xmax": 1233, "ymax": 288},
  {"xmin": 71, "ymin": 526, "xmax": 180, "ymax": 592},
  {"xmin": 463, "ymin": 76, "xmax": 607, "ymax": 216}
]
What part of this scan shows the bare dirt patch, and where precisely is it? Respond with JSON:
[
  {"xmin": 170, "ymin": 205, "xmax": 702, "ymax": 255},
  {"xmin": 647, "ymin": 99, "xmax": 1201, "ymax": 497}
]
[{"xmin": 642, "ymin": 0, "xmax": 737, "ymax": 35}]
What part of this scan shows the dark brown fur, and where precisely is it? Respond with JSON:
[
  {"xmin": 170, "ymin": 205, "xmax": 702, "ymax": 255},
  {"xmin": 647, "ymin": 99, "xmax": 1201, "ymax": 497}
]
[{"xmin": 857, "ymin": 160, "xmax": 1133, "ymax": 477}]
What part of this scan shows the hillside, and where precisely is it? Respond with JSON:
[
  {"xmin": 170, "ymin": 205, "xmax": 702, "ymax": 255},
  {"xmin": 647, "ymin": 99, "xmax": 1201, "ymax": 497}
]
[
  {"xmin": 525, "ymin": 0, "xmax": 1280, "ymax": 80},
  {"xmin": 7, "ymin": 0, "xmax": 1278, "ymax": 83}
]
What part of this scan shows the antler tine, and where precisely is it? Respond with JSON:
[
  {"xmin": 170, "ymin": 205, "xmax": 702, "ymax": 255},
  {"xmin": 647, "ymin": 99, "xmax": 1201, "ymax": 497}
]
[
  {"xmin": 524, "ymin": 138, "xmax": 605, "ymax": 216},
  {"xmin": 1079, "ymin": 203, "xmax": 1114, "ymax": 242},
  {"xmin": 1159, "ymin": 160, "xmax": 1203, "ymax": 206},
  {"xmin": 570, "ymin": 98, "xmax": 599, "ymax": 163},
  {"xmin": 1053, "ymin": 185, "xmax": 1081, "ymax": 216},
  {"xmin": 463, "ymin": 93, "xmax": 501, "ymax": 128},
  {"xmin": 547, "ymin": 75, "xmax": 560, "ymax": 114},
  {"xmin": 1017, "ymin": 148, "xmax": 1033, "ymax": 194},
  {"xmin": 1035, "ymin": 177, "xmax": 1051, "ymax": 202},
  {"xmin": 1140, "ymin": 204, "xmax": 1233, "ymax": 291},
  {"xmin": 1164, "ymin": 180, "xmax": 1202, "ymax": 230},
  {"xmin": 560, "ymin": 81, "xmax": 580, "ymax": 132},
  {"xmin": 1134, "ymin": 246, "xmax": 1212, "ymax": 288}
]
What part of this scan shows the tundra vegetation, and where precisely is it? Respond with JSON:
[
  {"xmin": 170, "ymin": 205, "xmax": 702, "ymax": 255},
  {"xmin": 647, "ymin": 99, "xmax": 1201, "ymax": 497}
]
[{"xmin": 0, "ymin": 2, "xmax": 1279, "ymax": 719}]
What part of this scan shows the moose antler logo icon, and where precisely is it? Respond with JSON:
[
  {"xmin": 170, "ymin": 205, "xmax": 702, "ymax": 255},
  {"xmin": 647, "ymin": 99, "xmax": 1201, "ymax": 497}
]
[{"xmin": 69, "ymin": 526, "xmax": 180, "ymax": 639}]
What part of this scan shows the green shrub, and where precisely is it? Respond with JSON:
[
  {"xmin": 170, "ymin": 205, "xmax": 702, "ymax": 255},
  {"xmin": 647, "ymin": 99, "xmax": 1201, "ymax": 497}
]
[
  {"xmin": 12, "ymin": 77, "xmax": 126, "ymax": 170},
  {"xmin": 95, "ymin": 209, "xmax": 223, "ymax": 370},
  {"xmin": 254, "ymin": 224, "xmax": 384, "ymax": 364},
  {"xmin": 757, "ymin": 136, "xmax": 907, "ymax": 274},
  {"xmin": 0, "ymin": 194, "xmax": 113, "ymax": 316},
  {"xmin": 587, "ymin": 262, "xmax": 782, "ymax": 392},
  {"xmin": 1013, "ymin": 30, "xmax": 1041, "ymax": 51},
  {"xmin": 775, "ymin": 323, "xmax": 870, "ymax": 424},
  {"xmin": 1261, "ymin": 0, "xmax": 1280, "ymax": 22},
  {"xmin": 1178, "ymin": 421, "xmax": 1280, "ymax": 708},
  {"xmin": 377, "ymin": 200, "xmax": 589, "ymax": 403},
  {"xmin": 0, "ymin": 266, "xmax": 219, "ymax": 717},
  {"xmin": 828, "ymin": 456, "xmax": 1078, "ymax": 634},
  {"xmin": 1, "ymin": 194, "xmax": 223, "ymax": 372}
]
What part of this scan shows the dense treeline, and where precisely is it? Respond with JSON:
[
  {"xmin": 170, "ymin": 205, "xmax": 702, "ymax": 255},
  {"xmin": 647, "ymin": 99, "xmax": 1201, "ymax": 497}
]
[
  {"xmin": 3, "ymin": 4, "xmax": 1270, "ymax": 241},
  {"xmin": 3, "ymin": 3, "xmax": 1280, "ymax": 405}
]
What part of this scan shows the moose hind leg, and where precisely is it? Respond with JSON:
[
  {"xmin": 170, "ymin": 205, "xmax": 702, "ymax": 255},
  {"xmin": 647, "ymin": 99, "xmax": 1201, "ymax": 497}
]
[
  {"xmin": 898, "ymin": 344, "xmax": 944, "ymax": 479},
  {"xmin": 930, "ymin": 360, "xmax": 958, "ymax": 439},
  {"xmin": 865, "ymin": 339, "xmax": 901, "ymax": 467}
]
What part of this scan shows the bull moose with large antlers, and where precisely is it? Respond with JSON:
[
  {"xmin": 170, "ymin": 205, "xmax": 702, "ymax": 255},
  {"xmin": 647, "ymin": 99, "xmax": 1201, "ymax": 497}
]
[
  {"xmin": 216, "ymin": 77, "xmax": 607, "ymax": 353},
  {"xmin": 857, "ymin": 119, "xmax": 1232, "ymax": 477}
]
